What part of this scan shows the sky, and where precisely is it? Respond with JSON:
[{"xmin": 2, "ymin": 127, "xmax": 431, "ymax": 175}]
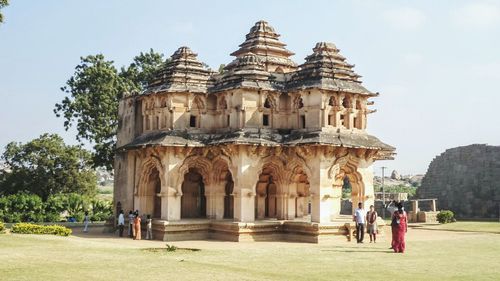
[{"xmin": 0, "ymin": 0, "xmax": 499, "ymax": 176}]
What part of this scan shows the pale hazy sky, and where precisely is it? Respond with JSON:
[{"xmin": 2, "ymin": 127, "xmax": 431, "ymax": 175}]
[{"xmin": 1, "ymin": 0, "xmax": 499, "ymax": 175}]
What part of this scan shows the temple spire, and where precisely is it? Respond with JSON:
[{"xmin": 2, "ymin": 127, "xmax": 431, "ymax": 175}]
[
  {"xmin": 230, "ymin": 20, "xmax": 297, "ymax": 73},
  {"xmin": 147, "ymin": 46, "xmax": 213, "ymax": 94}
]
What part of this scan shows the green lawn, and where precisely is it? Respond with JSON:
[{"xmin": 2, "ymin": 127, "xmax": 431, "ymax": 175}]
[
  {"xmin": 423, "ymin": 221, "xmax": 500, "ymax": 234},
  {"xmin": 0, "ymin": 225, "xmax": 499, "ymax": 281}
]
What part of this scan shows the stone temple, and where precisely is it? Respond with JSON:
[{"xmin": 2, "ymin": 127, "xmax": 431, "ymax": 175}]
[{"xmin": 114, "ymin": 20, "xmax": 395, "ymax": 242}]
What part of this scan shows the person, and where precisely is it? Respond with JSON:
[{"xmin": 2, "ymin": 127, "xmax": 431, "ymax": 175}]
[
  {"xmin": 145, "ymin": 214, "xmax": 153, "ymax": 240},
  {"xmin": 392, "ymin": 202, "xmax": 408, "ymax": 253},
  {"xmin": 133, "ymin": 212, "xmax": 142, "ymax": 240},
  {"xmin": 387, "ymin": 200, "xmax": 397, "ymax": 249},
  {"xmin": 128, "ymin": 210, "xmax": 134, "ymax": 238},
  {"xmin": 353, "ymin": 202, "xmax": 366, "ymax": 243},
  {"xmin": 83, "ymin": 211, "xmax": 90, "ymax": 233},
  {"xmin": 366, "ymin": 205, "xmax": 378, "ymax": 243},
  {"xmin": 117, "ymin": 210, "xmax": 125, "ymax": 237}
]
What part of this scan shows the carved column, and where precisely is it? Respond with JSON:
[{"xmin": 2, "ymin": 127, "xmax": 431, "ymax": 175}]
[
  {"xmin": 205, "ymin": 182, "xmax": 225, "ymax": 220},
  {"xmin": 286, "ymin": 183, "xmax": 298, "ymax": 220},
  {"xmin": 230, "ymin": 146, "xmax": 262, "ymax": 222},
  {"xmin": 160, "ymin": 188, "xmax": 181, "ymax": 220},
  {"xmin": 275, "ymin": 193, "xmax": 287, "ymax": 220}
]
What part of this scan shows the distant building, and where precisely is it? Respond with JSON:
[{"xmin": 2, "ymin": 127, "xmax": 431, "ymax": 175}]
[{"xmin": 114, "ymin": 20, "xmax": 395, "ymax": 242}]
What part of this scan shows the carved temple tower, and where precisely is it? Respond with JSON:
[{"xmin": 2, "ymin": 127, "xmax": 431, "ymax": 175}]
[{"xmin": 114, "ymin": 20, "xmax": 395, "ymax": 242}]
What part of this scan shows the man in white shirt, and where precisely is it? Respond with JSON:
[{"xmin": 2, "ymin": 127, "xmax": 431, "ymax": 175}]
[
  {"xmin": 117, "ymin": 210, "xmax": 125, "ymax": 237},
  {"xmin": 353, "ymin": 202, "xmax": 366, "ymax": 243}
]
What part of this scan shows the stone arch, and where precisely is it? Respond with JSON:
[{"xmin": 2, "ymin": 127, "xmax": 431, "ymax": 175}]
[
  {"xmin": 342, "ymin": 96, "xmax": 352, "ymax": 108},
  {"xmin": 218, "ymin": 96, "xmax": 228, "ymax": 110},
  {"xmin": 177, "ymin": 155, "xmax": 212, "ymax": 187},
  {"xmin": 181, "ymin": 168, "xmax": 206, "ymax": 218},
  {"xmin": 192, "ymin": 95, "xmax": 205, "ymax": 111},
  {"xmin": 254, "ymin": 156, "xmax": 287, "ymax": 219},
  {"xmin": 293, "ymin": 95, "xmax": 304, "ymax": 109},
  {"xmin": 212, "ymin": 155, "xmax": 235, "ymax": 219},
  {"xmin": 136, "ymin": 156, "xmax": 164, "ymax": 218},
  {"xmin": 338, "ymin": 154, "xmax": 366, "ymax": 212},
  {"xmin": 177, "ymin": 156, "xmax": 212, "ymax": 219},
  {"xmin": 286, "ymin": 156, "xmax": 313, "ymax": 219}
]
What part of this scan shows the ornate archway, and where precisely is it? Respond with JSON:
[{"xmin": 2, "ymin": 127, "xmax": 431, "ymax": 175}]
[{"xmin": 135, "ymin": 157, "xmax": 164, "ymax": 218}]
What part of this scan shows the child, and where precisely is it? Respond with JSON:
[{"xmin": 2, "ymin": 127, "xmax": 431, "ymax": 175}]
[
  {"xmin": 146, "ymin": 214, "xmax": 153, "ymax": 240},
  {"xmin": 366, "ymin": 205, "xmax": 378, "ymax": 243},
  {"xmin": 128, "ymin": 210, "xmax": 134, "ymax": 238},
  {"xmin": 117, "ymin": 210, "xmax": 125, "ymax": 237},
  {"xmin": 83, "ymin": 211, "xmax": 90, "ymax": 233}
]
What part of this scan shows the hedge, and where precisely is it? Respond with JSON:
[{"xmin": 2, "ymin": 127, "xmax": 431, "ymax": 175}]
[
  {"xmin": 11, "ymin": 223, "xmax": 72, "ymax": 236},
  {"xmin": 0, "ymin": 221, "xmax": 5, "ymax": 233}
]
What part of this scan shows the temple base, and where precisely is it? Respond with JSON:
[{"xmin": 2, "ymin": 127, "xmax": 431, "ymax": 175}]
[{"xmin": 151, "ymin": 215, "xmax": 375, "ymax": 243}]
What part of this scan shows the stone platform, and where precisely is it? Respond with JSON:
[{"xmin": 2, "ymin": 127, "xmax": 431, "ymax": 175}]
[{"xmin": 151, "ymin": 215, "xmax": 362, "ymax": 243}]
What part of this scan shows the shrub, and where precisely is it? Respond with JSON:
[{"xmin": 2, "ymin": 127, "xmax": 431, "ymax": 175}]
[
  {"xmin": 166, "ymin": 244, "xmax": 177, "ymax": 252},
  {"xmin": 1, "ymin": 193, "xmax": 45, "ymax": 223},
  {"xmin": 90, "ymin": 199, "xmax": 112, "ymax": 222},
  {"xmin": 437, "ymin": 210, "xmax": 455, "ymax": 224},
  {"xmin": 11, "ymin": 223, "xmax": 71, "ymax": 236},
  {"xmin": 0, "ymin": 221, "xmax": 5, "ymax": 233}
]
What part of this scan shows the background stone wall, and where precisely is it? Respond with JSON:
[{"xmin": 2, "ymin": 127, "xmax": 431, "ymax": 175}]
[{"xmin": 418, "ymin": 144, "xmax": 500, "ymax": 219}]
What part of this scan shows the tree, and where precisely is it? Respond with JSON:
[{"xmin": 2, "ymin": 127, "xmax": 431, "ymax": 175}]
[
  {"xmin": 0, "ymin": 0, "xmax": 8, "ymax": 24},
  {"xmin": 0, "ymin": 134, "xmax": 97, "ymax": 200},
  {"xmin": 55, "ymin": 49, "xmax": 164, "ymax": 169}
]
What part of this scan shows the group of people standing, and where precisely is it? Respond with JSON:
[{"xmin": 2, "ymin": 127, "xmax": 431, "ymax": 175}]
[
  {"xmin": 353, "ymin": 201, "xmax": 408, "ymax": 253},
  {"xmin": 117, "ymin": 210, "xmax": 153, "ymax": 240}
]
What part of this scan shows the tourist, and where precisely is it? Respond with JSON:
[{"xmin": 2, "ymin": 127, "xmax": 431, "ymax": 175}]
[
  {"xmin": 145, "ymin": 214, "xmax": 153, "ymax": 240},
  {"xmin": 128, "ymin": 210, "xmax": 134, "ymax": 238},
  {"xmin": 133, "ymin": 212, "xmax": 142, "ymax": 240},
  {"xmin": 83, "ymin": 211, "xmax": 90, "ymax": 233},
  {"xmin": 366, "ymin": 205, "xmax": 378, "ymax": 243},
  {"xmin": 353, "ymin": 202, "xmax": 366, "ymax": 243},
  {"xmin": 117, "ymin": 210, "xmax": 125, "ymax": 237},
  {"xmin": 392, "ymin": 202, "xmax": 408, "ymax": 253},
  {"xmin": 387, "ymin": 200, "xmax": 397, "ymax": 249}
]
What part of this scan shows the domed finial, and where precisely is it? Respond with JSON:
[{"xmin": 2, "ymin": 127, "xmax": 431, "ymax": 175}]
[
  {"xmin": 313, "ymin": 42, "xmax": 339, "ymax": 53},
  {"xmin": 172, "ymin": 46, "xmax": 197, "ymax": 59}
]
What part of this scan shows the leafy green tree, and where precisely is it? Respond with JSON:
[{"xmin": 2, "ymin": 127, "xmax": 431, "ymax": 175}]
[
  {"xmin": 55, "ymin": 50, "xmax": 164, "ymax": 169},
  {"xmin": 0, "ymin": 0, "xmax": 8, "ymax": 24},
  {"xmin": 0, "ymin": 134, "xmax": 97, "ymax": 200}
]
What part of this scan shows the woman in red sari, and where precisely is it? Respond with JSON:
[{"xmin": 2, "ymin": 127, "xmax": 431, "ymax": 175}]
[{"xmin": 392, "ymin": 202, "xmax": 408, "ymax": 253}]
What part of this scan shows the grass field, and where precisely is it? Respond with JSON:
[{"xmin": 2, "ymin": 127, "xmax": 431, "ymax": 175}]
[
  {"xmin": 0, "ymin": 224, "xmax": 499, "ymax": 281},
  {"xmin": 422, "ymin": 221, "xmax": 500, "ymax": 233}
]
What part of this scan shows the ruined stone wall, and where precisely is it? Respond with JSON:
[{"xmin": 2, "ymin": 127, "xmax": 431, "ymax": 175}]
[{"xmin": 418, "ymin": 144, "xmax": 500, "ymax": 218}]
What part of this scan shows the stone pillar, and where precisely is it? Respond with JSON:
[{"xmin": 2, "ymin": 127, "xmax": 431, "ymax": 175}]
[
  {"xmin": 256, "ymin": 195, "xmax": 266, "ymax": 219},
  {"xmin": 309, "ymin": 159, "xmax": 336, "ymax": 223},
  {"xmin": 412, "ymin": 200, "xmax": 419, "ymax": 213},
  {"xmin": 233, "ymin": 189, "xmax": 255, "ymax": 222},
  {"xmin": 214, "ymin": 191, "xmax": 225, "ymax": 220},
  {"xmin": 296, "ymin": 196, "xmax": 305, "ymax": 218},
  {"xmin": 205, "ymin": 190, "xmax": 216, "ymax": 219},
  {"xmin": 276, "ymin": 193, "xmax": 287, "ymax": 220},
  {"xmin": 356, "ymin": 161, "xmax": 375, "ymax": 210},
  {"xmin": 431, "ymin": 200, "xmax": 436, "ymax": 212},
  {"xmin": 160, "ymin": 189, "xmax": 181, "ymax": 220},
  {"xmin": 286, "ymin": 184, "xmax": 298, "ymax": 220}
]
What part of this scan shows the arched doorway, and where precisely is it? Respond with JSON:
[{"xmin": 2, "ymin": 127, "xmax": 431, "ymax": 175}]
[
  {"xmin": 292, "ymin": 167, "xmax": 310, "ymax": 220},
  {"xmin": 137, "ymin": 166, "xmax": 162, "ymax": 218},
  {"xmin": 255, "ymin": 167, "xmax": 278, "ymax": 219},
  {"xmin": 181, "ymin": 168, "xmax": 206, "ymax": 218},
  {"xmin": 223, "ymin": 172, "xmax": 234, "ymax": 219}
]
